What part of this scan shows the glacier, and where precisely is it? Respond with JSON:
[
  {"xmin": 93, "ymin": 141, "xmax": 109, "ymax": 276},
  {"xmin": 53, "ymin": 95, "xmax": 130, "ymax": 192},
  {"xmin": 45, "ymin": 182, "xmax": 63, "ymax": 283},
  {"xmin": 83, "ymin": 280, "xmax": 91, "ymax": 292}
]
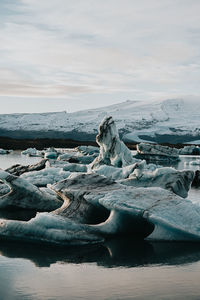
[{"xmin": 1, "ymin": 97, "xmax": 200, "ymax": 144}]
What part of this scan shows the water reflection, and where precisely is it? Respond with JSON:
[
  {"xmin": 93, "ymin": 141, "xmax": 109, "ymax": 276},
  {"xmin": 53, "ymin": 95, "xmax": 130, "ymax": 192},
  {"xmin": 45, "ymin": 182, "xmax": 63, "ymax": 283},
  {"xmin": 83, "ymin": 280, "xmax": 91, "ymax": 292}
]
[{"xmin": 0, "ymin": 238, "xmax": 199, "ymax": 268}]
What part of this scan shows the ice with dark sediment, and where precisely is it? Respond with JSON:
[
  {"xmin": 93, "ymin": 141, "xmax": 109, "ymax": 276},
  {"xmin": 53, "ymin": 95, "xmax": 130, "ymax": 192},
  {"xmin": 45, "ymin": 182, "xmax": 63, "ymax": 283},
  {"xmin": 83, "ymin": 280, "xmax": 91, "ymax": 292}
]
[
  {"xmin": 5, "ymin": 159, "xmax": 47, "ymax": 176},
  {"xmin": 0, "ymin": 170, "xmax": 63, "ymax": 211},
  {"xmin": 0, "ymin": 149, "xmax": 12, "ymax": 155},
  {"xmin": 92, "ymin": 160, "xmax": 194, "ymax": 198},
  {"xmin": 76, "ymin": 145, "xmax": 99, "ymax": 156},
  {"xmin": 136, "ymin": 143, "xmax": 180, "ymax": 162},
  {"xmin": 58, "ymin": 152, "xmax": 95, "ymax": 164},
  {"xmin": 0, "ymin": 116, "xmax": 199, "ymax": 245},
  {"xmin": 0, "ymin": 173, "xmax": 199, "ymax": 245},
  {"xmin": 119, "ymin": 162, "xmax": 194, "ymax": 198},
  {"xmin": 91, "ymin": 116, "xmax": 134, "ymax": 169},
  {"xmin": 179, "ymin": 145, "xmax": 200, "ymax": 155},
  {"xmin": 0, "ymin": 181, "xmax": 10, "ymax": 196}
]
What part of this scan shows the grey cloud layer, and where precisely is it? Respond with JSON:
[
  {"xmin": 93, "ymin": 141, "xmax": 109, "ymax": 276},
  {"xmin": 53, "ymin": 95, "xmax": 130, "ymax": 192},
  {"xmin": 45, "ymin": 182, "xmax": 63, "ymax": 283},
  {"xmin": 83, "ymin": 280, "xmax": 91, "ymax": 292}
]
[{"xmin": 0, "ymin": 0, "xmax": 200, "ymax": 112}]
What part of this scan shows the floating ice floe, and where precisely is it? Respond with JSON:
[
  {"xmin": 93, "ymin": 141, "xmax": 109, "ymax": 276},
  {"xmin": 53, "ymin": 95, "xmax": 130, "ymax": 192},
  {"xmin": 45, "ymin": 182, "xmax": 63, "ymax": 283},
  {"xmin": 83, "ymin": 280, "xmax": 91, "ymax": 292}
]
[
  {"xmin": 21, "ymin": 148, "xmax": 43, "ymax": 157},
  {"xmin": 0, "ymin": 173, "xmax": 199, "ymax": 245},
  {"xmin": 0, "ymin": 170, "xmax": 62, "ymax": 211},
  {"xmin": 21, "ymin": 167, "xmax": 72, "ymax": 187},
  {"xmin": 189, "ymin": 160, "xmax": 200, "ymax": 166},
  {"xmin": 136, "ymin": 143, "xmax": 180, "ymax": 162},
  {"xmin": 44, "ymin": 147, "xmax": 58, "ymax": 159},
  {"xmin": 120, "ymin": 163, "xmax": 194, "ymax": 198},
  {"xmin": 58, "ymin": 153, "xmax": 95, "ymax": 164},
  {"xmin": 0, "ymin": 115, "xmax": 198, "ymax": 245},
  {"xmin": 93, "ymin": 163, "xmax": 140, "ymax": 181},
  {"xmin": 51, "ymin": 173, "xmax": 200, "ymax": 241},
  {"xmin": 76, "ymin": 145, "xmax": 99, "ymax": 156},
  {"xmin": 0, "ymin": 149, "xmax": 12, "ymax": 155},
  {"xmin": 46, "ymin": 159, "xmax": 88, "ymax": 172},
  {"xmin": 179, "ymin": 145, "xmax": 200, "ymax": 155},
  {"xmin": 5, "ymin": 159, "xmax": 47, "ymax": 176}
]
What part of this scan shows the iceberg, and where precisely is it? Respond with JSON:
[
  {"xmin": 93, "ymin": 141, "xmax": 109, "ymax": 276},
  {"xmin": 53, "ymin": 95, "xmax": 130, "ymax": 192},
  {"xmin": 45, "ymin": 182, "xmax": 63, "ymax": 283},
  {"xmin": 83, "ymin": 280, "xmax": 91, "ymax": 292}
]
[
  {"xmin": 136, "ymin": 143, "xmax": 180, "ymax": 162},
  {"xmin": 0, "ymin": 170, "xmax": 63, "ymax": 211},
  {"xmin": 179, "ymin": 145, "xmax": 200, "ymax": 155},
  {"xmin": 189, "ymin": 160, "xmax": 200, "ymax": 166},
  {"xmin": 0, "ymin": 149, "xmax": 12, "ymax": 155},
  {"xmin": 0, "ymin": 173, "xmax": 199, "ymax": 245},
  {"xmin": 120, "ymin": 164, "xmax": 194, "ymax": 198},
  {"xmin": 5, "ymin": 159, "xmax": 47, "ymax": 176},
  {"xmin": 0, "ymin": 116, "xmax": 198, "ymax": 245},
  {"xmin": 21, "ymin": 148, "xmax": 42, "ymax": 157},
  {"xmin": 76, "ymin": 145, "xmax": 99, "ymax": 156},
  {"xmin": 21, "ymin": 167, "xmax": 71, "ymax": 187},
  {"xmin": 44, "ymin": 147, "xmax": 58, "ymax": 159},
  {"xmin": 62, "ymin": 163, "xmax": 88, "ymax": 173},
  {"xmin": 58, "ymin": 153, "xmax": 95, "ymax": 164},
  {"xmin": 51, "ymin": 173, "xmax": 200, "ymax": 241},
  {"xmin": 91, "ymin": 116, "xmax": 134, "ymax": 169},
  {"xmin": 93, "ymin": 163, "xmax": 140, "ymax": 181}
]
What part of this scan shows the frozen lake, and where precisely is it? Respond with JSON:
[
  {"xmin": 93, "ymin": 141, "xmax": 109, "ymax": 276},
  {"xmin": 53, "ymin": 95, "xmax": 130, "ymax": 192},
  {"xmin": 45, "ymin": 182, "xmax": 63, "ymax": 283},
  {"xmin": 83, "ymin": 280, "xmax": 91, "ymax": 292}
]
[{"xmin": 0, "ymin": 152, "xmax": 200, "ymax": 300}]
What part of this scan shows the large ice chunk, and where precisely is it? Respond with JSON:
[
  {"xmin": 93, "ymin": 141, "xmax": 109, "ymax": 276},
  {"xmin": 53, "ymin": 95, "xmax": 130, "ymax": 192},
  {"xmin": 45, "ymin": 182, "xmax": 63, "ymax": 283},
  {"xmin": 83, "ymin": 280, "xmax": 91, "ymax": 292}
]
[
  {"xmin": 120, "ymin": 165, "xmax": 194, "ymax": 198},
  {"xmin": 21, "ymin": 148, "xmax": 43, "ymax": 157},
  {"xmin": 91, "ymin": 116, "xmax": 134, "ymax": 168},
  {"xmin": 179, "ymin": 145, "xmax": 200, "ymax": 155},
  {"xmin": 0, "ymin": 173, "xmax": 199, "ymax": 244},
  {"xmin": 21, "ymin": 167, "xmax": 71, "ymax": 187},
  {"xmin": 52, "ymin": 173, "xmax": 200, "ymax": 241},
  {"xmin": 76, "ymin": 145, "xmax": 99, "ymax": 156},
  {"xmin": 5, "ymin": 159, "xmax": 47, "ymax": 176},
  {"xmin": 0, "ymin": 170, "xmax": 62, "ymax": 211},
  {"xmin": 44, "ymin": 147, "xmax": 58, "ymax": 159},
  {"xmin": 0, "ymin": 149, "xmax": 12, "ymax": 155},
  {"xmin": 136, "ymin": 143, "xmax": 180, "ymax": 162}
]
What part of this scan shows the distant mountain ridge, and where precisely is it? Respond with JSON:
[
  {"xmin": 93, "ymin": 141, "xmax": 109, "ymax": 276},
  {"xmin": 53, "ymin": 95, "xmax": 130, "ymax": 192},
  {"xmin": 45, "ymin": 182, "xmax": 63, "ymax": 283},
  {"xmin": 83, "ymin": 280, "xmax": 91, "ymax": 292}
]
[{"xmin": 1, "ymin": 97, "xmax": 200, "ymax": 144}]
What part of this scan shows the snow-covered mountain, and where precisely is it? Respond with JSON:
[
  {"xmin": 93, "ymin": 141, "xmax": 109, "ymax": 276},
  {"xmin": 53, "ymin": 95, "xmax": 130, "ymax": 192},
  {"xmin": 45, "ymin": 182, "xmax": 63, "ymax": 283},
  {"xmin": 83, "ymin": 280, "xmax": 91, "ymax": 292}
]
[{"xmin": 0, "ymin": 97, "xmax": 200, "ymax": 144}]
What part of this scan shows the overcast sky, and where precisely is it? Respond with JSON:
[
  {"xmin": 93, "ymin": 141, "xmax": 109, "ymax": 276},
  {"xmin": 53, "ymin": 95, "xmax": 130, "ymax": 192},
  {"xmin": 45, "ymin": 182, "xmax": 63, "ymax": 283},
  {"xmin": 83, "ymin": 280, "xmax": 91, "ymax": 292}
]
[{"xmin": 0, "ymin": 0, "xmax": 200, "ymax": 113}]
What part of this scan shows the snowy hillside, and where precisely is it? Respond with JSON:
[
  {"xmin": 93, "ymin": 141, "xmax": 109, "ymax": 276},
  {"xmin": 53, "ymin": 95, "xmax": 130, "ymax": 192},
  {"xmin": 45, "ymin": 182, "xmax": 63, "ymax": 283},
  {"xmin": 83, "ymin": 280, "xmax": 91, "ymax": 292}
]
[{"xmin": 0, "ymin": 97, "xmax": 200, "ymax": 144}]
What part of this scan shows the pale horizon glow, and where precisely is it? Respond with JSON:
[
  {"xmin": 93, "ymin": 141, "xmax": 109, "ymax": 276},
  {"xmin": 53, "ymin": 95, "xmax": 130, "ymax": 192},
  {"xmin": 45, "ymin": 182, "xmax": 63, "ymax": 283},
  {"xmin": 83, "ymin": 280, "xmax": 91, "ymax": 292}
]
[{"xmin": 0, "ymin": 0, "xmax": 200, "ymax": 113}]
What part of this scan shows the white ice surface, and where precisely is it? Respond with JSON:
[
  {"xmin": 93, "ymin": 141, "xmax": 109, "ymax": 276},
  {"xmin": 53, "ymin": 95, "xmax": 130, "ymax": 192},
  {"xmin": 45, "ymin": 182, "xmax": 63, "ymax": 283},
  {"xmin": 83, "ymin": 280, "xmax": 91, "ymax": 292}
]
[
  {"xmin": 1, "ymin": 97, "xmax": 200, "ymax": 143},
  {"xmin": 0, "ymin": 212, "xmax": 103, "ymax": 245},
  {"xmin": 21, "ymin": 168, "xmax": 71, "ymax": 186},
  {"xmin": 88, "ymin": 187, "xmax": 200, "ymax": 241}
]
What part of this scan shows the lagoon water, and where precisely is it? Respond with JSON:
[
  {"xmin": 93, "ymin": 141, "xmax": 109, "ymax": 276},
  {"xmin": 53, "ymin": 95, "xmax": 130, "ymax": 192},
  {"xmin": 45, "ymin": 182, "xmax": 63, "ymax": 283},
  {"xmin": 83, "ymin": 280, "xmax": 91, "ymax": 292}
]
[{"xmin": 0, "ymin": 152, "xmax": 200, "ymax": 300}]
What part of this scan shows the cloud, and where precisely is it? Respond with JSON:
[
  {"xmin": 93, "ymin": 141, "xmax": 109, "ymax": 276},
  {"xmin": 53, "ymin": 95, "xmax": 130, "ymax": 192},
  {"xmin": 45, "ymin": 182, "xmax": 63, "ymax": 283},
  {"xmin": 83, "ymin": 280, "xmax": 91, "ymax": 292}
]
[{"xmin": 0, "ymin": 0, "xmax": 200, "ymax": 112}]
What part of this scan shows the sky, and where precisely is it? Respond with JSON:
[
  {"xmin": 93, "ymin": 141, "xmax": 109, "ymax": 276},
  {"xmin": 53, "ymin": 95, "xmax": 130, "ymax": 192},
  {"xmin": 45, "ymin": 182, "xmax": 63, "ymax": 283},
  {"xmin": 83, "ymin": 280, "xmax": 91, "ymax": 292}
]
[{"xmin": 0, "ymin": 0, "xmax": 200, "ymax": 113}]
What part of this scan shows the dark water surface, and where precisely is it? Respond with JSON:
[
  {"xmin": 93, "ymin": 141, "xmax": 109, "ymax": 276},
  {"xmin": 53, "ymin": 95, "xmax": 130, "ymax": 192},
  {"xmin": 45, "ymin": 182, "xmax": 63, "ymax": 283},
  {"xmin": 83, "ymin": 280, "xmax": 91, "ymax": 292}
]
[
  {"xmin": 0, "ymin": 152, "xmax": 200, "ymax": 300},
  {"xmin": 0, "ymin": 239, "xmax": 200, "ymax": 300}
]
